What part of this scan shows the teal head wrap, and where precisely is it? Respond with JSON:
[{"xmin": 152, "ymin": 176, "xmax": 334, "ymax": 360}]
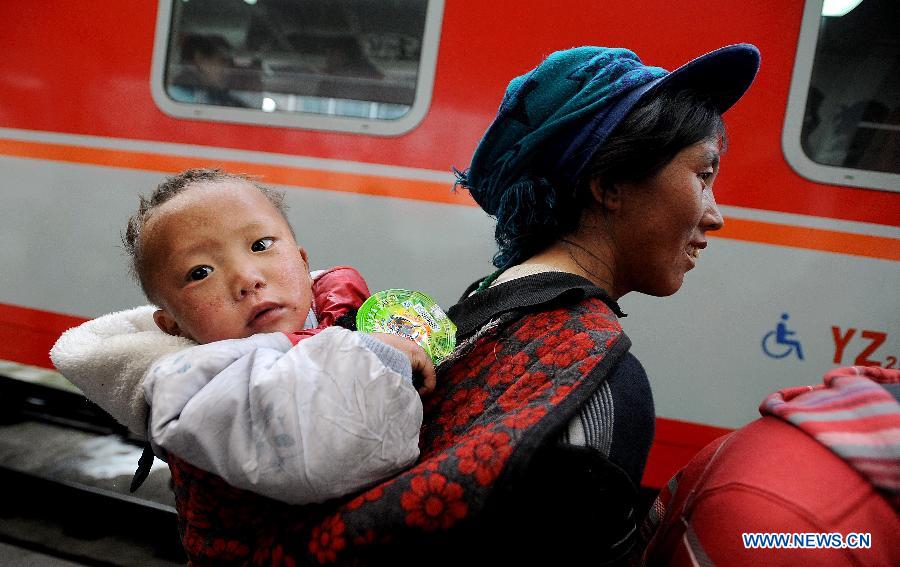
[{"xmin": 455, "ymin": 44, "xmax": 760, "ymax": 270}]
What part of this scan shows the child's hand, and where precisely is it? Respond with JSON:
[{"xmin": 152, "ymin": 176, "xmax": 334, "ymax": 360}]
[{"xmin": 368, "ymin": 333, "xmax": 437, "ymax": 396}]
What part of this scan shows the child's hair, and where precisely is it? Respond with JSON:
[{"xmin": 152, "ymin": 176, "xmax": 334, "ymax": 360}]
[{"xmin": 123, "ymin": 168, "xmax": 293, "ymax": 302}]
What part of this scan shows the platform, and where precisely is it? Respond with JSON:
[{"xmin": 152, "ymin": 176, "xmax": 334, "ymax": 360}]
[{"xmin": 0, "ymin": 371, "xmax": 184, "ymax": 565}]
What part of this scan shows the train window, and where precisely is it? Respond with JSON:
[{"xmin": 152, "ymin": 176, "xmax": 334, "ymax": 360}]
[
  {"xmin": 783, "ymin": 0, "xmax": 900, "ymax": 192},
  {"xmin": 150, "ymin": 0, "xmax": 444, "ymax": 135}
]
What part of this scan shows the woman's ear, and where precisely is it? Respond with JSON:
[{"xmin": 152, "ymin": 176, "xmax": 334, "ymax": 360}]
[
  {"xmin": 153, "ymin": 309, "xmax": 182, "ymax": 337},
  {"xmin": 589, "ymin": 178, "xmax": 622, "ymax": 212}
]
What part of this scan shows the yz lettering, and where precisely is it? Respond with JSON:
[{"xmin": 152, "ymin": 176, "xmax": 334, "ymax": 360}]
[{"xmin": 831, "ymin": 327, "xmax": 892, "ymax": 367}]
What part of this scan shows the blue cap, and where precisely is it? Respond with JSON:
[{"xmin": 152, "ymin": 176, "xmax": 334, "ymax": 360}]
[
  {"xmin": 458, "ymin": 44, "xmax": 761, "ymax": 217},
  {"xmin": 555, "ymin": 44, "xmax": 761, "ymax": 186}
]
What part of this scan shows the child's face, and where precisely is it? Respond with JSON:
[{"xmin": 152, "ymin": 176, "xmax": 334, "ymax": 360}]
[{"xmin": 143, "ymin": 180, "xmax": 313, "ymax": 344}]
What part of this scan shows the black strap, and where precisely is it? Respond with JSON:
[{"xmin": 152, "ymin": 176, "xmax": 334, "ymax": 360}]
[{"xmin": 130, "ymin": 442, "xmax": 155, "ymax": 492}]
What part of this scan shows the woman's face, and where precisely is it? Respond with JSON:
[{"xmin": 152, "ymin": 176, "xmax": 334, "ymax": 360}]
[{"xmin": 609, "ymin": 138, "xmax": 724, "ymax": 297}]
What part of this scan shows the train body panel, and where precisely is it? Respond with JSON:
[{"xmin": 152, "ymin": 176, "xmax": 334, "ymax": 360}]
[{"xmin": 2, "ymin": 0, "xmax": 898, "ymax": 486}]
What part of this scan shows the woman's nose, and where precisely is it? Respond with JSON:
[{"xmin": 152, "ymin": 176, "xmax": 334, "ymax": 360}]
[{"xmin": 701, "ymin": 190, "xmax": 724, "ymax": 232}]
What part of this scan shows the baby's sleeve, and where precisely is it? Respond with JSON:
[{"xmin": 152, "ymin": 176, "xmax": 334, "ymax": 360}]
[{"xmin": 311, "ymin": 266, "xmax": 370, "ymax": 327}]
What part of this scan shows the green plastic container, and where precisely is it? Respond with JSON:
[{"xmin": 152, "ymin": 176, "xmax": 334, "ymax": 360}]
[{"xmin": 356, "ymin": 289, "xmax": 457, "ymax": 364}]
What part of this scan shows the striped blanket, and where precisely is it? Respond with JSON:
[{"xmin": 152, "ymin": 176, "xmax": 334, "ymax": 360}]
[{"xmin": 760, "ymin": 365, "xmax": 900, "ymax": 507}]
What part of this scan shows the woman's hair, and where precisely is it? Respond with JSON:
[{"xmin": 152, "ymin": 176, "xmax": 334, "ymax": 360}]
[
  {"xmin": 490, "ymin": 86, "xmax": 726, "ymax": 269},
  {"xmin": 122, "ymin": 168, "xmax": 291, "ymax": 301}
]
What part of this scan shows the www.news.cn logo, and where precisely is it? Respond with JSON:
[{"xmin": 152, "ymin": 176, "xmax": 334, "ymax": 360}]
[{"xmin": 742, "ymin": 532, "xmax": 872, "ymax": 549}]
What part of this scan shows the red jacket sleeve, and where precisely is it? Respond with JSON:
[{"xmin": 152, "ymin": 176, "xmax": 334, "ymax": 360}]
[{"xmin": 286, "ymin": 266, "xmax": 370, "ymax": 345}]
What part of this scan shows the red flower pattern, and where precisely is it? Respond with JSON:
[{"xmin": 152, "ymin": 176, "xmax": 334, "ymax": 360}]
[
  {"xmin": 346, "ymin": 485, "xmax": 384, "ymax": 510},
  {"xmin": 422, "ymin": 429, "xmax": 456, "ymax": 455},
  {"xmin": 488, "ymin": 351, "xmax": 532, "ymax": 387},
  {"xmin": 308, "ymin": 514, "xmax": 347, "ymax": 564},
  {"xmin": 419, "ymin": 450, "xmax": 449, "ymax": 471},
  {"xmin": 456, "ymin": 430, "xmax": 513, "ymax": 486},
  {"xmin": 210, "ymin": 537, "xmax": 250, "ymax": 561},
  {"xmin": 436, "ymin": 387, "xmax": 490, "ymax": 430},
  {"xmin": 401, "ymin": 473, "xmax": 468, "ymax": 531},
  {"xmin": 497, "ymin": 372, "xmax": 551, "ymax": 411},
  {"xmin": 580, "ymin": 309, "xmax": 620, "ymax": 332},
  {"xmin": 181, "ymin": 530, "xmax": 203, "ymax": 557},
  {"xmin": 271, "ymin": 544, "xmax": 296, "ymax": 567},
  {"xmin": 502, "ymin": 406, "xmax": 548, "ymax": 429},
  {"xmin": 352, "ymin": 529, "xmax": 377, "ymax": 546},
  {"xmin": 449, "ymin": 340, "xmax": 497, "ymax": 382},
  {"xmin": 550, "ymin": 383, "xmax": 575, "ymax": 404},
  {"xmin": 535, "ymin": 328, "xmax": 594, "ymax": 368},
  {"xmin": 422, "ymin": 390, "xmax": 443, "ymax": 413},
  {"xmin": 514, "ymin": 308, "xmax": 568, "ymax": 341},
  {"xmin": 251, "ymin": 535, "xmax": 275, "ymax": 563},
  {"xmin": 578, "ymin": 356, "xmax": 602, "ymax": 375},
  {"xmin": 182, "ymin": 486, "xmax": 214, "ymax": 529}
]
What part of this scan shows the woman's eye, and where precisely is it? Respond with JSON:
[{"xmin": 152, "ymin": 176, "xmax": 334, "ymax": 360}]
[
  {"xmin": 188, "ymin": 266, "xmax": 213, "ymax": 281},
  {"xmin": 251, "ymin": 238, "xmax": 274, "ymax": 252}
]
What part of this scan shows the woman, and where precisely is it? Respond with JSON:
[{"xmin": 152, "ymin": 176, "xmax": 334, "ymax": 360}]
[
  {"xmin": 53, "ymin": 44, "xmax": 760, "ymax": 565},
  {"xmin": 423, "ymin": 43, "xmax": 761, "ymax": 563}
]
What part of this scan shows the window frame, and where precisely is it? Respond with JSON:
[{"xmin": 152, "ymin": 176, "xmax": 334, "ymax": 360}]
[
  {"xmin": 149, "ymin": 0, "xmax": 444, "ymax": 136},
  {"xmin": 782, "ymin": 0, "xmax": 899, "ymax": 193}
]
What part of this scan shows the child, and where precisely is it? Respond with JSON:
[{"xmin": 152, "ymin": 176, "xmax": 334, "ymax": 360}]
[{"xmin": 51, "ymin": 168, "xmax": 435, "ymax": 504}]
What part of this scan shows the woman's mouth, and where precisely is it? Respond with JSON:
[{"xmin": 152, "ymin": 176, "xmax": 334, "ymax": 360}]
[{"xmin": 685, "ymin": 241, "xmax": 707, "ymax": 264}]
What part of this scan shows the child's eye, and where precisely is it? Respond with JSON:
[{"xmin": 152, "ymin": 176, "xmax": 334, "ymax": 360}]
[
  {"xmin": 251, "ymin": 238, "xmax": 274, "ymax": 252},
  {"xmin": 188, "ymin": 266, "xmax": 213, "ymax": 281}
]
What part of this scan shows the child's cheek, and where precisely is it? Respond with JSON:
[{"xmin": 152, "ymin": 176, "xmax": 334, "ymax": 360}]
[{"xmin": 191, "ymin": 295, "xmax": 244, "ymax": 343}]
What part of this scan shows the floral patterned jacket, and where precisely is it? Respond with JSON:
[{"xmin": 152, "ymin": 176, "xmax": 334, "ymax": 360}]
[{"xmin": 169, "ymin": 272, "xmax": 645, "ymax": 565}]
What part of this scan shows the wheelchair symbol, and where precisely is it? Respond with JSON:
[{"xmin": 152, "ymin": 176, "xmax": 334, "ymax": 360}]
[{"xmin": 762, "ymin": 313, "xmax": 804, "ymax": 360}]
